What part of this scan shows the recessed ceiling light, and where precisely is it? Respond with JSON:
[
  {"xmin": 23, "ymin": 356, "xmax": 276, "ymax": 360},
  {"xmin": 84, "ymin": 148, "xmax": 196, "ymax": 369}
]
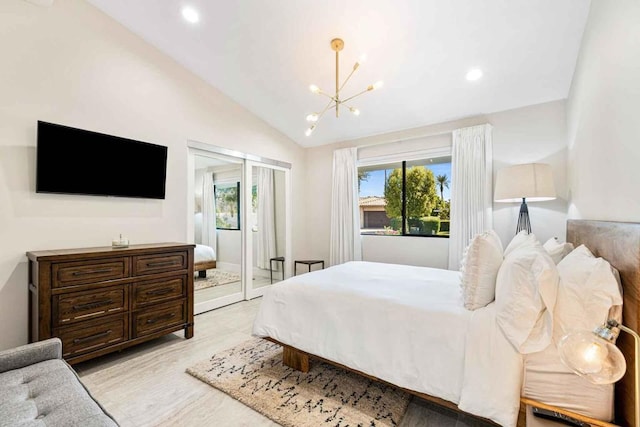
[
  {"xmin": 181, "ymin": 6, "xmax": 200, "ymax": 24},
  {"xmin": 466, "ymin": 68, "xmax": 483, "ymax": 81}
]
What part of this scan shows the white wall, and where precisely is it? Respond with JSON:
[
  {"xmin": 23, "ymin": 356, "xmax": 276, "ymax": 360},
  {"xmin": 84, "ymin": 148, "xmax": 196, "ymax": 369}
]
[
  {"xmin": 216, "ymin": 230, "xmax": 242, "ymax": 267},
  {"xmin": 566, "ymin": 0, "xmax": 640, "ymax": 221},
  {"xmin": 362, "ymin": 236, "xmax": 449, "ymax": 269},
  {"xmin": 305, "ymin": 100, "xmax": 568, "ymax": 266},
  {"xmin": 0, "ymin": 0, "xmax": 305, "ymax": 350}
]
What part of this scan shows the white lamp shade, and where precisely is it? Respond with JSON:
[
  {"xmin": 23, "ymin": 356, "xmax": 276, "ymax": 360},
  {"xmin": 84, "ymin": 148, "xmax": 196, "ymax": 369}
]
[{"xmin": 494, "ymin": 163, "xmax": 557, "ymax": 203}]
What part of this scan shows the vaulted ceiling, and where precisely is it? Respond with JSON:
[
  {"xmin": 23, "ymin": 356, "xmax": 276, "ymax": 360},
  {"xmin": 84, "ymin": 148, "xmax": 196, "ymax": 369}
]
[{"xmin": 87, "ymin": 0, "xmax": 590, "ymax": 147}]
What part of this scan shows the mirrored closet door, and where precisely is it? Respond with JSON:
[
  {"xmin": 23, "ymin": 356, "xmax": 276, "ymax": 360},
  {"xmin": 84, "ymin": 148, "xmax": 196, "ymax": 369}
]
[
  {"xmin": 244, "ymin": 160, "xmax": 291, "ymax": 300},
  {"xmin": 189, "ymin": 150, "xmax": 245, "ymax": 314}
]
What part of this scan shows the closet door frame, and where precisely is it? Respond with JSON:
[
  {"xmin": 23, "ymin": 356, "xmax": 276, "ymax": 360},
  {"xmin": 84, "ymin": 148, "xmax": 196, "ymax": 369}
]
[
  {"xmin": 187, "ymin": 147, "xmax": 245, "ymax": 315},
  {"xmin": 187, "ymin": 140, "xmax": 292, "ymax": 307}
]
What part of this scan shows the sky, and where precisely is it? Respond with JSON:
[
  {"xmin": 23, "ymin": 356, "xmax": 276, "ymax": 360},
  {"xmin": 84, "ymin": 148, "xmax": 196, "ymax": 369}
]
[{"xmin": 359, "ymin": 163, "xmax": 451, "ymax": 200}]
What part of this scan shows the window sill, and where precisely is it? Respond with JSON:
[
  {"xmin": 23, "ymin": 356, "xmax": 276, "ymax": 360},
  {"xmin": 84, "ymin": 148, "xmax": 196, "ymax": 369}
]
[{"xmin": 360, "ymin": 233, "xmax": 449, "ymax": 238}]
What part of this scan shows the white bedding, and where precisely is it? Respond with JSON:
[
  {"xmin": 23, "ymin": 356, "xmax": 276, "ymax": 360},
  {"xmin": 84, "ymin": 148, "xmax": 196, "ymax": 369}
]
[
  {"xmin": 252, "ymin": 261, "xmax": 523, "ymax": 427},
  {"xmin": 522, "ymin": 343, "xmax": 614, "ymax": 423},
  {"xmin": 194, "ymin": 244, "xmax": 216, "ymax": 264}
]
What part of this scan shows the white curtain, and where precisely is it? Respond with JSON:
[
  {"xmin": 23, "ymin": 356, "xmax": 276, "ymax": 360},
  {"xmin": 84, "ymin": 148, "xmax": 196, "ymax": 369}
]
[
  {"xmin": 256, "ymin": 167, "xmax": 276, "ymax": 269},
  {"xmin": 448, "ymin": 124, "xmax": 493, "ymax": 270},
  {"xmin": 330, "ymin": 147, "xmax": 362, "ymax": 266},
  {"xmin": 201, "ymin": 172, "xmax": 217, "ymax": 250}
]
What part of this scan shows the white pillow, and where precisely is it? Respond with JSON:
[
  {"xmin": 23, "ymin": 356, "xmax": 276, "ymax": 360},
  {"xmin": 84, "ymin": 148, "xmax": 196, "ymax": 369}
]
[
  {"xmin": 504, "ymin": 230, "xmax": 538, "ymax": 258},
  {"xmin": 553, "ymin": 244, "xmax": 623, "ymax": 344},
  {"xmin": 543, "ymin": 237, "xmax": 575, "ymax": 264},
  {"xmin": 495, "ymin": 240, "xmax": 559, "ymax": 354},
  {"xmin": 460, "ymin": 229, "xmax": 504, "ymax": 310}
]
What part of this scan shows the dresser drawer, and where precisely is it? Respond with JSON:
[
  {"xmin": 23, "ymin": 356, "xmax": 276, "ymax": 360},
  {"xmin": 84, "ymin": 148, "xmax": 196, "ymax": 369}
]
[
  {"xmin": 54, "ymin": 285, "xmax": 128, "ymax": 326},
  {"xmin": 133, "ymin": 251, "xmax": 188, "ymax": 276},
  {"xmin": 57, "ymin": 314, "xmax": 128, "ymax": 358},
  {"xmin": 53, "ymin": 257, "xmax": 129, "ymax": 288},
  {"xmin": 133, "ymin": 300, "xmax": 186, "ymax": 338},
  {"xmin": 133, "ymin": 276, "xmax": 186, "ymax": 309}
]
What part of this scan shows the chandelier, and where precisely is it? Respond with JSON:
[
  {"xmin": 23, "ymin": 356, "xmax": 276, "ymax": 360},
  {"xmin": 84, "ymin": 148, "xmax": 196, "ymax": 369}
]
[{"xmin": 305, "ymin": 38, "xmax": 383, "ymax": 136}]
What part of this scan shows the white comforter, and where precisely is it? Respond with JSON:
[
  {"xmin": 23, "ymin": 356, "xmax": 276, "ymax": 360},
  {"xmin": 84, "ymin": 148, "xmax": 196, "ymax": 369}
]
[
  {"xmin": 194, "ymin": 244, "xmax": 216, "ymax": 263},
  {"xmin": 252, "ymin": 261, "xmax": 523, "ymax": 427}
]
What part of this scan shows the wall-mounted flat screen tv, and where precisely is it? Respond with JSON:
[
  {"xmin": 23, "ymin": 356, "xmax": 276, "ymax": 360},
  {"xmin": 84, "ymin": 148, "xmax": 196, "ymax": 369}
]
[{"xmin": 36, "ymin": 121, "xmax": 168, "ymax": 199}]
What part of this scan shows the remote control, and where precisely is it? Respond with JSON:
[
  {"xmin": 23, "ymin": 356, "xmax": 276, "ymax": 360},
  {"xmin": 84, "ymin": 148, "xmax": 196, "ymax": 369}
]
[{"xmin": 532, "ymin": 407, "xmax": 590, "ymax": 427}]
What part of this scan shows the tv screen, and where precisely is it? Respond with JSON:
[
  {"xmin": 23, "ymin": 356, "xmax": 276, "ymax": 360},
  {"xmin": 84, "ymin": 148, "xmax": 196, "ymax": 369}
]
[{"xmin": 36, "ymin": 121, "xmax": 168, "ymax": 199}]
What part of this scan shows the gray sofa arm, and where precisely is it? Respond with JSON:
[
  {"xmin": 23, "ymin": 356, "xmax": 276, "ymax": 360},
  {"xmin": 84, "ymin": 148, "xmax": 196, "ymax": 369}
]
[{"xmin": 0, "ymin": 338, "xmax": 62, "ymax": 373}]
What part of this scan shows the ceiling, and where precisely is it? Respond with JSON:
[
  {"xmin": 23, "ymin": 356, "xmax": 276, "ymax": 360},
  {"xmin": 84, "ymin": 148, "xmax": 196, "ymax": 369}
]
[{"xmin": 87, "ymin": 0, "xmax": 590, "ymax": 147}]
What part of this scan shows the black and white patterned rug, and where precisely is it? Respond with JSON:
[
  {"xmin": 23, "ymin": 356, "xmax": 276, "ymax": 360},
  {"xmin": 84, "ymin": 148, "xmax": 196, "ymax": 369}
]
[{"xmin": 186, "ymin": 338, "xmax": 410, "ymax": 427}]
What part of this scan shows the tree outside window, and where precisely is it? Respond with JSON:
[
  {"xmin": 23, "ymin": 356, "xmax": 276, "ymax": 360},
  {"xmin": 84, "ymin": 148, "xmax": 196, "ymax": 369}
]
[
  {"xmin": 215, "ymin": 182, "xmax": 241, "ymax": 230},
  {"xmin": 358, "ymin": 156, "xmax": 451, "ymax": 236}
]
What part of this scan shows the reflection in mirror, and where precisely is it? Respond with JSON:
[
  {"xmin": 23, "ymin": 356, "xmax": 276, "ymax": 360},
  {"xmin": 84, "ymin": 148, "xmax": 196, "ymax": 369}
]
[
  {"xmin": 252, "ymin": 166, "xmax": 286, "ymax": 288},
  {"xmin": 193, "ymin": 154, "xmax": 242, "ymax": 305}
]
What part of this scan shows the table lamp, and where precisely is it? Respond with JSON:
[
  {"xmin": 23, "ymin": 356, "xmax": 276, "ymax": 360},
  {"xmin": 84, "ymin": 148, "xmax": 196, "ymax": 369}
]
[
  {"xmin": 558, "ymin": 319, "xmax": 639, "ymax": 427},
  {"xmin": 494, "ymin": 163, "xmax": 556, "ymax": 234}
]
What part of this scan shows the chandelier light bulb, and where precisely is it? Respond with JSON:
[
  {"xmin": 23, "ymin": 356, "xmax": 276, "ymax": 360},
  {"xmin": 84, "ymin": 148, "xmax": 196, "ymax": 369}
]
[
  {"xmin": 466, "ymin": 68, "xmax": 483, "ymax": 81},
  {"xmin": 181, "ymin": 6, "xmax": 200, "ymax": 24},
  {"xmin": 354, "ymin": 54, "xmax": 366, "ymax": 69},
  {"xmin": 373, "ymin": 81, "xmax": 384, "ymax": 90},
  {"xmin": 306, "ymin": 113, "xmax": 319, "ymax": 122},
  {"xmin": 305, "ymin": 125, "xmax": 316, "ymax": 137},
  {"xmin": 349, "ymin": 107, "xmax": 360, "ymax": 116},
  {"xmin": 309, "ymin": 84, "xmax": 320, "ymax": 94}
]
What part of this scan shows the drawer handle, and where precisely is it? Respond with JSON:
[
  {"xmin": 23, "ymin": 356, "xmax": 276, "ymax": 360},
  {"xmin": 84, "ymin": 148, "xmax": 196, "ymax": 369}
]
[
  {"xmin": 72, "ymin": 268, "xmax": 112, "ymax": 276},
  {"xmin": 72, "ymin": 299, "xmax": 113, "ymax": 311},
  {"xmin": 73, "ymin": 329, "xmax": 112, "ymax": 344},
  {"xmin": 146, "ymin": 288, "xmax": 173, "ymax": 296},
  {"xmin": 146, "ymin": 313, "xmax": 176, "ymax": 324},
  {"xmin": 146, "ymin": 261, "xmax": 178, "ymax": 267}
]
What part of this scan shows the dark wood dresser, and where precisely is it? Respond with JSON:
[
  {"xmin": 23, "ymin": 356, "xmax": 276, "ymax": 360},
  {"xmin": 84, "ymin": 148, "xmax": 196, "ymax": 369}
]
[{"xmin": 27, "ymin": 242, "xmax": 195, "ymax": 364}]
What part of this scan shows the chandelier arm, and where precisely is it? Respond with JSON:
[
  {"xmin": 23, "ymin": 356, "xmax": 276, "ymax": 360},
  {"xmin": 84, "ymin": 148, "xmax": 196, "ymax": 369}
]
[
  {"xmin": 335, "ymin": 48, "xmax": 340, "ymax": 117},
  {"xmin": 338, "ymin": 64, "xmax": 359, "ymax": 93},
  {"xmin": 316, "ymin": 90, "xmax": 338, "ymax": 102},
  {"xmin": 340, "ymin": 88, "xmax": 372, "ymax": 104},
  {"xmin": 315, "ymin": 99, "xmax": 336, "ymax": 123}
]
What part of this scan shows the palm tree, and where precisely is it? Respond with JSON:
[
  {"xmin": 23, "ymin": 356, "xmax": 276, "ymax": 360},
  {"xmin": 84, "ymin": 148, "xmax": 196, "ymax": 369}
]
[
  {"xmin": 436, "ymin": 174, "xmax": 450, "ymax": 201},
  {"xmin": 358, "ymin": 170, "xmax": 370, "ymax": 191}
]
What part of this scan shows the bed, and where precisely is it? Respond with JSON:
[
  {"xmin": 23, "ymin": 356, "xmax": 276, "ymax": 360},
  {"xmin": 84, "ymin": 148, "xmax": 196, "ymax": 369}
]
[
  {"xmin": 194, "ymin": 243, "xmax": 216, "ymax": 278},
  {"xmin": 252, "ymin": 220, "xmax": 640, "ymax": 427}
]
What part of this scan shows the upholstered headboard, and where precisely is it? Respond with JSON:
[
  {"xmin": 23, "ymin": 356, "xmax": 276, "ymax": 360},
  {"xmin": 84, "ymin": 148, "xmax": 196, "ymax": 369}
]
[{"xmin": 567, "ymin": 220, "xmax": 640, "ymax": 427}]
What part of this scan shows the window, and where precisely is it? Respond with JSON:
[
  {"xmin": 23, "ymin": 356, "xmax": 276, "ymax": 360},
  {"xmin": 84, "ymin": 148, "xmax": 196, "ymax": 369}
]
[
  {"xmin": 215, "ymin": 182, "xmax": 241, "ymax": 230},
  {"xmin": 358, "ymin": 156, "xmax": 451, "ymax": 237}
]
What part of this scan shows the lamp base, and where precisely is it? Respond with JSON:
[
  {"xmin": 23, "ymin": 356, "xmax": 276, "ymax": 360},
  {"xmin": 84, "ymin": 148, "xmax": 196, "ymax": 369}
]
[{"xmin": 516, "ymin": 198, "xmax": 532, "ymax": 234}]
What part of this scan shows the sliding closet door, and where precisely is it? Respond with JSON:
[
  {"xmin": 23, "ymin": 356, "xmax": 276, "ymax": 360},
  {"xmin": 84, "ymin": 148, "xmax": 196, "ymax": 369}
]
[
  {"xmin": 243, "ymin": 160, "xmax": 291, "ymax": 300},
  {"xmin": 188, "ymin": 149, "xmax": 245, "ymax": 314}
]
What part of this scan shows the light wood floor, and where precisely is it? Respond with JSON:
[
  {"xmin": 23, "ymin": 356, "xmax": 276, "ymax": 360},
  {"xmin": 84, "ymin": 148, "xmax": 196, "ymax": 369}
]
[
  {"xmin": 194, "ymin": 272, "xmax": 278, "ymax": 305},
  {"xmin": 75, "ymin": 298, "xmax": 492, "ymax": 427}
]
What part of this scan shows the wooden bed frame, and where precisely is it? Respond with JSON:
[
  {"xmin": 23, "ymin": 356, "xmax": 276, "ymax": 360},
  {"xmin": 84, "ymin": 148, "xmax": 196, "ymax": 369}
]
[
  {"xmin": 194, "ymin": 260, "xmax": 216, "ymax": 278},
  {"xmin": 265, "ymin": 220, "xmax": 640, "ymax": 427}
]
